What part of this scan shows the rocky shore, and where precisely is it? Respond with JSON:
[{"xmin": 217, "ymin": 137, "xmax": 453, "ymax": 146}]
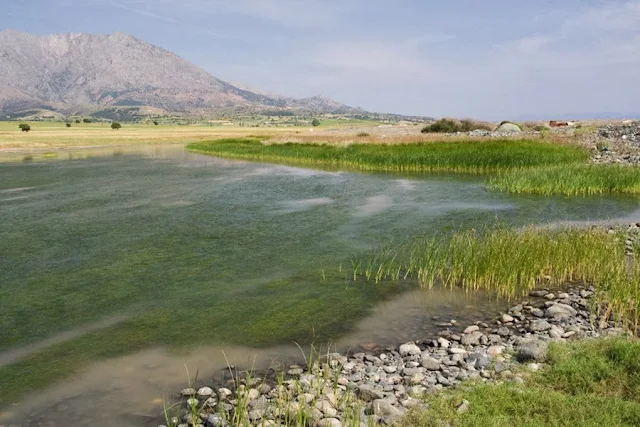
[
  {"xmin": 589, "ymin": 121, "xmax": 640, "ymax": 165},
  {"xmin": 162, "ymin": 284, "xmax": 630, "ymax": 427}
]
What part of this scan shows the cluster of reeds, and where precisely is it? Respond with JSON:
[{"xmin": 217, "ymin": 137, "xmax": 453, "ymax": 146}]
[
  {"xmin": 351, "ymin": 225, "xmax": 640, "ymax": 329},
  {"xmin": 187, "ymin": 138, "xmax": 589, "ymax": 174},
  {"xmin": 163, "ymin": 348, "xmax": 372, "ymax": 427},
  {"xmin": 488, "ymin": 164, "xmax": 640, "ymax": 195}
]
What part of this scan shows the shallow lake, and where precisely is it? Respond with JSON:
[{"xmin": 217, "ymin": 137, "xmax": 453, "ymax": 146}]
[{"xmin": 1, "ymin": 145, "xmax": 639, "ymax": 426}]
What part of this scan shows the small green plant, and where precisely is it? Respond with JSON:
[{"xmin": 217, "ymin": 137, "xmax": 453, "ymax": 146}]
[
  {"xmin": 18, "ymin": 123, "xmax": 31, "ymax": 132},
  {"xmin": 111, "ymin": 122, "xmax": 122, "ymax": 130},
  {"xmin": 596, "ymin": 141, "xmax": 610, "ymax": 152},
  {"xmin": 66, "ymin": 123, "xmax": 72, "ymax": 128}
]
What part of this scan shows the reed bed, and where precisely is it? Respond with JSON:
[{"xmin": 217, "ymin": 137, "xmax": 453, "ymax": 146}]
[
  {"xmin": 351, "ymin": 226, "xmax": 640, "ymax": 329},
  {"xmin": 187, "ymin": 138, "xmax": 589, "ymax": 174},
  {"xmin": 488, "ymin": 164, "xmax": 640, "ymax": 195}
]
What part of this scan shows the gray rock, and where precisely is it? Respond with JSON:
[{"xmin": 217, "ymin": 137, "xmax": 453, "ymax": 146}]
[
  {"xmin": 528, "ymin": 319, "xmax": 552, "ymax": 332},
  {"xmin": 206, "ymin": 414, "xmax": 225, "ymax": 427},
  {"xmin": 517, "ymin": 339, "xmax": 549, "ymax": 362},
  {"xmin": 468, "ymin": 352, "xmax": 491, "ymax": 370},
  {"xmin": 456, "ymin": 399, "xmax": 470, "ymax": 413},
  {"xmin": 399, "ymin": 342, "xmax": 421, "ymax": 357},
  {"xmin": 461, "ymin": 331, "xmax": 484, "ymax": 346},
  {"xmin": 317, "ymin": 418, "xmax": 342, "ymax": 427},
  {"xmin": 402, "ymin": 367, "xmax": 422, "ymax": 376},
  {"xmin": 501, "ymin": 314, "xmax": 515, "ymax": 323},
  {"xmin": 545, "ymin": 304, "xmax": 577, "ymax": 320},
  {"xmin": 497, "ymin": 327, "xmax": 511, "ymax": 337},
  {"xmin": 531, "ymin": 308, "xmax": 545, "ymax": 318},
  {"xmin": 372, "ymin": 399, "xmax": 404, "ymax": 418},
  {"xmin": 196, "ymin": 386, "xmax": 213, "ymax": 397},
  {"xmin": 180, "ymin": 388, "xmax": 196, "ymax": 396},
  {"xmin": 463, "ymin": 325, "xmax": 480, "ymax": 334},
  {"xmin": 421, "ymin": 355, "xmax": 441, "ymax": 371},
  {"xmin": 357, "ymin": 384, "xmax": 384, "ymax": 402}
]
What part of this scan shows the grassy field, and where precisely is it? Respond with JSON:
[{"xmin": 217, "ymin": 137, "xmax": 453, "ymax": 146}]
[
  {"xmin": 187, "ymin": 138, "xmax": 590, "ymax": 174},
  {"xmin": 352, "ymin": 225, "xmax": 640, "ymax": 328},
  {"xmin": 0, "ymin": 121, "xmax": 285, "ymax": 151},
  {"xmin": 401, "ymin": 338, "xmax": 640, "ymax": 427},
  {"xmin": 489, "ymin": 164, "xmax": 640, "ymax": 195}
]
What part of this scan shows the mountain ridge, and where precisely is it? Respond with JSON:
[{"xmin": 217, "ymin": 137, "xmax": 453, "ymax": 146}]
[{"xmin": 0, "ymin": 29, "xmax": 362, "ymax": 118}]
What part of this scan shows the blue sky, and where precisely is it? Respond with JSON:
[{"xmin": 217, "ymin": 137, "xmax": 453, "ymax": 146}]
[{"xmin": 2, "ymin": 0, "xmax": 640, "ymax": 119}]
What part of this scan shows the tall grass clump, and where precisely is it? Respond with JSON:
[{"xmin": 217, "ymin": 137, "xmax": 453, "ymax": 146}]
[
  {"xmin": 489, "ymin": 164, "xmax": 640, "ymax": 195},
  {"xmin": 187, "ymin": 138, "xmax": 589, "ymax": 174},
  {"xmin": 351, "ymin": 226, "xmax": 640, "ymax": 328}
]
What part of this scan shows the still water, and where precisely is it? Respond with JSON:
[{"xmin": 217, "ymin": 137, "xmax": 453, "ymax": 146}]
[{"xmin": 1, "ymin": 145, "xmax": 638, "ymax": 426}]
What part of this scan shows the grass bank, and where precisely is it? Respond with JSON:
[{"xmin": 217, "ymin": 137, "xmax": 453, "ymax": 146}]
[
  {"xmin": 352, "ymin": 225, "xmax": 640, "ymax": 328},
  {"xmin": 400, "ymin": 338, "xmax": 640, "ymax": 427},
  {"xmin": 489, "ymin": 164, "xmax": 640, "ymax": 195},
  {"xmin": 187, "ymin": 138, "xmax": 589, "ymax": 174}
]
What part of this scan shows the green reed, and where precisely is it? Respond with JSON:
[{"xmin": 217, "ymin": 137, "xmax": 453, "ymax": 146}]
[
  {"xmin": 488, "ymin": 164, "xmax": 640, "ymax": 195},
  {"xmin": 352, "ymin": 226, "xmax": 640, "ymax": 329},
  {"xmin": 187, "ymin": 138, "xmax": 589, "ymax": 174}
]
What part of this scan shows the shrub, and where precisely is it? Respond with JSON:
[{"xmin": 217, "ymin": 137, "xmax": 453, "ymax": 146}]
[
  {"xmin": 311, "ymin": 119, "xmax": 321, "ymax": 127},
  {"xmin": 75, "ymin": 119, "xmax": 80, "ymax": 124},
  {"xmin": 66, "ymin": 123, "xmax": 72, "ymax": 128},
  {"xmin": 153, "ymin": 120, "xmax": 159, "ymax": 126},
  {"xmin": 111, "ymin": 122, "xmax": 122, "ymax": 130},
  {"xmin": 459, "ymin": 118, "xmax": 493, "ymax": 132},
  {"xmin": 356, "ymin": 132, "xmax": 370, "ymax": 137},
  {"xmin": 18, "ymin": 123, "xmax": 31, "ymax": 132},
  {"xmin": 421, "ymin": 118, "xmax": 460, "ymax": 133},
  {"xmin": 82, "ymin": 118, "xmax": 92, "ymax": 123}
]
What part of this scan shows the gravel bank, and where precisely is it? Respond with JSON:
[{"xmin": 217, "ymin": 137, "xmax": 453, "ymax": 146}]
[{"xmin": 163, "ymin": 283, "xmax": 631, "ymax": 427}]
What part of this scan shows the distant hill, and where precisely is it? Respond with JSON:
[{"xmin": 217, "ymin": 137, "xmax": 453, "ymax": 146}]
[
  {"xmin": 0, "ymin": 30, "xmax": 364, "ymax": 119},
  {"xmin": 512, "ymin": 112, "xmax": 640, "ymax": 122}
]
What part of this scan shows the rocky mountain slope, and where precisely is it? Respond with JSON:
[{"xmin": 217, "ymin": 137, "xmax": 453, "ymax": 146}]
[{"xmin": 0, "ymin": 30, "xmax": 359, "ymax": 117}]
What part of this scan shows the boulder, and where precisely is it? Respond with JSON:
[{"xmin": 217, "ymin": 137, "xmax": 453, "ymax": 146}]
[
  {"xmin": 517, "ymin": 339, "xmax": 549, "ymax": 362},
  {"xmin": 497, "ymin": 123, "xmax": 522, "ymax": 133},
  {"xmin": 545, "ymin": 304, "xmax": 577, "ymax": 320},
  {"xmin": 399, "ymin": 342, "xmax": 421, "ymax": 357}
]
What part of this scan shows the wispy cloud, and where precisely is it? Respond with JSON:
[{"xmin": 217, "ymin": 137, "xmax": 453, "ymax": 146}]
[
  {"xmin": 109, "ymin": 0, "xmax": 179, "ymax": 24},
  {"xmin": 106, "ymin": 0, "xmax": 354, "ymax": 29}
]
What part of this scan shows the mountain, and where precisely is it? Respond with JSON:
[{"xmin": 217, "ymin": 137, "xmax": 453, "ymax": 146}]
[{"xmin": 0, "ymin": 30, "xmax": 361, "ymax": 118}]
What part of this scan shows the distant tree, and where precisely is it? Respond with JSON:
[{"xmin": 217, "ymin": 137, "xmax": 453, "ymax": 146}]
[
  {"xmin": 66, "ymin": 123, "xmax": 72, "ymax": 128},
  {"xmin": 153, "ymin": 120, "xmax": 159, "ymax": 126},
  {"xmin": 75, "ymin": 119, "xmax": 81, "ymax": 124},
  {"xmin": 111, "ymin": 122, "xmax": 122, "ymax": 130},
  {"xmin": 311, "ymin": 118, "xmax": 321, "ymax": 127},
  {"xmin": 83, "ymin": 118, "xmax": 92, "ymax": 123},
  {"xmin": 18, "ymin": 123, "xmax": 31, "ymax": 132}
]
